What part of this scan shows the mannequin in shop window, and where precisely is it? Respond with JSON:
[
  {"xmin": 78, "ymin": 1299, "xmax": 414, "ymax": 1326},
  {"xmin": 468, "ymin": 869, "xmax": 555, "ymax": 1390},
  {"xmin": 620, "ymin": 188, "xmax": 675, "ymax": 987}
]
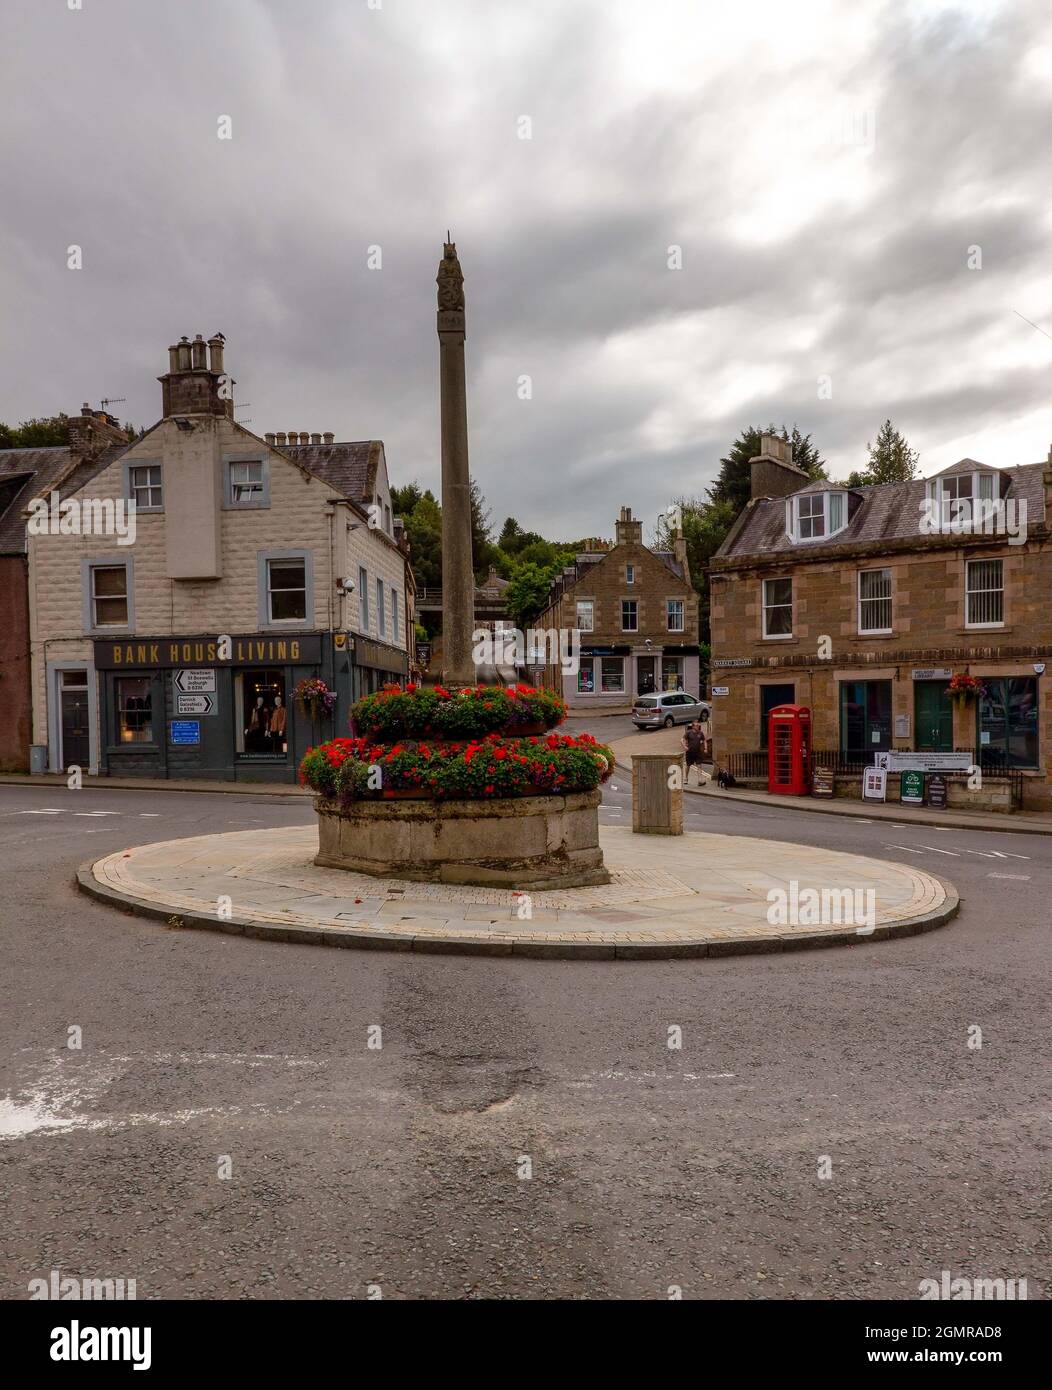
[
  {"xmin": 246, "ymin": 695, "xmax": 271, "ymax": 752},
  {"xmin": 269, "ymin": 694, "xmax": 287, "ymax": 753}
]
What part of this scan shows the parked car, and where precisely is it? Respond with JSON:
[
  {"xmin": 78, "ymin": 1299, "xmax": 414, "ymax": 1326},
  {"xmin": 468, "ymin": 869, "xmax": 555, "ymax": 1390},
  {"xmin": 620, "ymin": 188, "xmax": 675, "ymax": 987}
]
[{"xmin": 632, "ymin": 690, "xmax": 711, "ymax": 729}]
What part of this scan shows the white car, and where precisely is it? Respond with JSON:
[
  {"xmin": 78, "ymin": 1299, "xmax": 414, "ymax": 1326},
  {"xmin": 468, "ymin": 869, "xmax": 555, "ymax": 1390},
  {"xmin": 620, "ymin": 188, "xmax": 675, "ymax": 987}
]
[{"xmin": 632, "ymin": 690, "xmax": 711, "ymax": 729}]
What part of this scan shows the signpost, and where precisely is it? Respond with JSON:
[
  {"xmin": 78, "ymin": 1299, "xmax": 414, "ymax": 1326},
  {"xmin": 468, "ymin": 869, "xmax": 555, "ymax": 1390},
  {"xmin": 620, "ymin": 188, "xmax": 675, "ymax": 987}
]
[
  {"xmin": 175, "ymin": 694, "xmax": 215, "ymax": 716},
  {"xmin": 170, "ymin": 720, "xmax": 201, "ymax": 746},
  {"xmin": 711, "ymin": 686, "xmax": 730, "ymax": 697},
  {"xmin": 900, "ymin": 769, "xmax": 925, "ymax": 805},
  {"xmin": 874, "ymin": 751, "xmax": 973, "ymax": 773},
  {"xmin": 174, "ymin": 669, "xmax": 217, "ymax": 694},
  {"xmin": 862, "ymin": 767, "xmax": 888, "ymax": 802}
]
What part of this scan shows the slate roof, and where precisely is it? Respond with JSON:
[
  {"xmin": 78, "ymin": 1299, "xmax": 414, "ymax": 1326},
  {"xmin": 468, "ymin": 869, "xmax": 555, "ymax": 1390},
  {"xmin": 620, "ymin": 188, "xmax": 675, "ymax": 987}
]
[
  {"xmin": 0, "ymin": 444, "xmax": 128, "ymax": 554},
  {"xmin": 282, "ymin": 441, "xmax": 380, "ymax": 504},
  {"xmin": 716, "ymin": 462, "xmax": 1046, "ymax": 564}
]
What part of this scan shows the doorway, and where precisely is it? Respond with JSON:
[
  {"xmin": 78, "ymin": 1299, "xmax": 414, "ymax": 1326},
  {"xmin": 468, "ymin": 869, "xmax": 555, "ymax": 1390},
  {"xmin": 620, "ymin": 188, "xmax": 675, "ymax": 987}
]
[
  {"xmin": 636, "ymin": 656, "xmax": 656, "ymax": 695},
  {"xmin": 59, "ymin": 669, "xmax": 90, "ymax": 768},
  {"xmin": 914, "ymin": 680, "xmax": 952, "ymax": 751}
]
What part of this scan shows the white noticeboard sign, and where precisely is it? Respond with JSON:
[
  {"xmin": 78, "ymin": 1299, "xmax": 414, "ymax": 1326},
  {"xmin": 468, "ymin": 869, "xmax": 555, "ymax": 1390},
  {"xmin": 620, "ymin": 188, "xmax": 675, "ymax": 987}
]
[
  {"xmin": 174, "ymin": 669, "xmax": 217, "ymax": 694},
  {"xmin": 874, "ymin": 751, "xmax": 973, "ymax": 773},
  {"xmin": 862, "ymin": 767, "xmax": 888, "ymax": 802},
  {"xmin": 711, "ymin": 686, "xmax": 730, "ymax": 696}
]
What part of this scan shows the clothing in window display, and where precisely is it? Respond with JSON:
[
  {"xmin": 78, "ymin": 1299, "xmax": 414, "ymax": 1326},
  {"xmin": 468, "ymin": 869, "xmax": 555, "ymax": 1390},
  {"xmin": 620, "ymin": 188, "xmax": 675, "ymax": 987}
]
[
  {"xmin": 246, "ymin": 696, "xmax": 271, "ymax": 752},
  {"xmin": 269, "ymin": 695, "xmax": 288, "ymax": 754}
]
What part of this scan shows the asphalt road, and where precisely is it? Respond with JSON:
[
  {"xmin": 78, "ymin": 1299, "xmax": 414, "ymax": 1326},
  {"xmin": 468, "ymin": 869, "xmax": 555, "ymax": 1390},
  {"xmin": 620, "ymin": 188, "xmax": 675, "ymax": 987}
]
[{"xmin": 0, "ymin": 774, "xmax": 1047, "ymax": 1301}]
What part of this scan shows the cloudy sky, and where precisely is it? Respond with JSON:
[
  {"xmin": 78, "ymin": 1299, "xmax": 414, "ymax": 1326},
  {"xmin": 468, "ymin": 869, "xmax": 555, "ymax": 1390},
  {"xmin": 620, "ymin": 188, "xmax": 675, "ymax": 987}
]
[{"xmin": 4, "ymin": 0, "xmax": 1052, "ymax": 539}]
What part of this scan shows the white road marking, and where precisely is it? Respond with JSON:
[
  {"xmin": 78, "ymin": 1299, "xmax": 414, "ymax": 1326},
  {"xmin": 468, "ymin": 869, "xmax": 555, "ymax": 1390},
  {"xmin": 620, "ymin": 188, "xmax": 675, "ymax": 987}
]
[
  {"xmin": 914, "ymin": 843, "xmax": 960, "ymax": 856},
  {"xmin": 72, "ymin": 811, "xmax": 120, "ymax": 817},
  {"xmin": 139, "ymin": 813, "xmax": 161, "ymax": 817},
  {"xmin": 987, "ymin": 873, "xmax": 1031, "ymax": 880},
  {"xmin": 19, "ymin": 809, "xmax": 63, "ymax": 815},
  {"xmin": 988, "ymin": 849, "xmax": 1030, "ymax": 860},
  {"xmin": 885, "ymin": 844, "xmax": 927, "ymax": 855},
  {"xmin": 959, "ymin": 848, "xmax": 998, "ymax": 858}
]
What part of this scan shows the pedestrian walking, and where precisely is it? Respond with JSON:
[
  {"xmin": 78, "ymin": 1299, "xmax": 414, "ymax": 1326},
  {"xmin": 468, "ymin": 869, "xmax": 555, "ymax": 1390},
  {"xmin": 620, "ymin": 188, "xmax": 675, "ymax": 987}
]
[{"xmin": 682, "ymin": 720, "xmax": 705, "ymax": 786}]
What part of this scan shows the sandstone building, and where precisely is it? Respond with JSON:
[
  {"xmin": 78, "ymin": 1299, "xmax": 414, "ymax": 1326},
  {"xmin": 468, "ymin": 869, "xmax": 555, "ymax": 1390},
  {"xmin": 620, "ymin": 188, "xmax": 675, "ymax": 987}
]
[
  {"xmin": 538, "ymin": 506, "xmax": 699, "ymax": 709},
  {"xmin": 709, "ymin": 434, "xmax": 1052, "ymax": 807}
]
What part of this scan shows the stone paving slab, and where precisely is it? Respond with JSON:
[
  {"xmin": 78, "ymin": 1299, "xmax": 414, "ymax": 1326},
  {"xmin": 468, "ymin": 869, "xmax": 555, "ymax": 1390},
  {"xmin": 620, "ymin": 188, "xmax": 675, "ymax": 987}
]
[{"xmin": 78, "ymin": 825, "xmax": 959, "ymax": 959}]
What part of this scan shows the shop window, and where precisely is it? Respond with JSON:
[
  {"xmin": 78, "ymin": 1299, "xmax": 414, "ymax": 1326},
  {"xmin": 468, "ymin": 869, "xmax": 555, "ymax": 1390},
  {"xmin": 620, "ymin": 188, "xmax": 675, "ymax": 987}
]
[
  {"xmin": 666, "ymin": 599, "xmax": 684, "ymax": 632},
  {"xmin": 762, "ymin": 577, "xmax": 792, "ymax": 638},
  {"xmin": 601, "ymin": 657, "xmax": 624, "ymax": 693},
  {"xmin": 760, "ymin": 683, "xmax": 796, "ymax": 748},
  {"xmin": 840, "ymin": 679, "xmax": 892, "ymax": 757},
  {"xmin": 236, "ymin": 668, "xmax": 288, "ymax": 756},
  {"xmin": 858, "ymin": 568, "xmax": 892, "ymax": 634},
  {"xmin": 661, "ymin": 657, "xmax": 682, "ymax": 690},
  {"xmin": 966, "ymin": 559, "xmax": 1003, "ymax": 627},
  {"xmin": 578, "ymin": 658, "xmax": 595, "ymax": 694},
  {"xmin": 978, "ymin": 677, "xmax": 1038, "ymax": 768},
  {"xmin": 621, "ymin": 600, "xmax": 637, "ymax": 632},
  {"xmin": 116, "ymin": 677, "xmax": 153, "ymax": 744}
]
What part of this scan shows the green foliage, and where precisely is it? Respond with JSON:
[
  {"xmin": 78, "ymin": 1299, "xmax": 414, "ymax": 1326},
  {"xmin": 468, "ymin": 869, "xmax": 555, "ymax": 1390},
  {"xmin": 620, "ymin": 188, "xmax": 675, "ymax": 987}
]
[
  {"xmin": 504, "ymin": 561, "xmax": 559, "ymax": 628},
  {"xmin": 654, "ymin": 495, "xmax": 737, "ymax": 645},
  {"xmin": 844, "ymin": 419, "xmax": 919, "ymax": 487},
  {"xmin": 707, "ymin": 423, "xmax": 826, "ymax": 516},
  {"xmin": 351, "ymin": 682, "xmax": 567, "ymax": 741},
  {"xmin": 0, "ymin": 414, "xmax": 71, "ymax": 448}
]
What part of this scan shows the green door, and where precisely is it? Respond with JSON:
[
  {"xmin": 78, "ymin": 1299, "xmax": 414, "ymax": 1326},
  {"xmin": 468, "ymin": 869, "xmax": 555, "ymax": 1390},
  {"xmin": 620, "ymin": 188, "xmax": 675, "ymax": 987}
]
[{"xmin": 914, "ymin": 680, "xmax": 952, "ymax": 751}]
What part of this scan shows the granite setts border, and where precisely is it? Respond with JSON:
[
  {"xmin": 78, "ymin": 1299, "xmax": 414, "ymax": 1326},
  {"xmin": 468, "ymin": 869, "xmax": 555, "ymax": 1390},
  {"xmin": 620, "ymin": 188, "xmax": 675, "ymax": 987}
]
[{"xmin": 76, "ymin": 827, "xmax": 961, "ymax": 960}]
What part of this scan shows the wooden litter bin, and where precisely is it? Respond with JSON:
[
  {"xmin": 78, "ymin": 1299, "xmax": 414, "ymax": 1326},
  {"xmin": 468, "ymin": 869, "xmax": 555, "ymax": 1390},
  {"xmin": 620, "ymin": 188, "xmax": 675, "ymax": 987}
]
[{"xmin": 632, "ymin": 752, "xmax": 684, "ymax": 835}]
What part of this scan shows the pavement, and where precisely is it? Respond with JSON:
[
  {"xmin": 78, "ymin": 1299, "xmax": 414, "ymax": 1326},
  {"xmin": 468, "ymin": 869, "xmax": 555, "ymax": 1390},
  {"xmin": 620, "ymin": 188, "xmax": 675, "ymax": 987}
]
[
  {"xmin": 608, "ymin": 727, "xmax": 1052, "ymax": 836},
  {"xmin": 79, "ymin": 821, "xmax": 957, "ymax": 959},
  {"xmin": 1, "ymin": 779, "xmax": 1046, "ymax": 1299}
]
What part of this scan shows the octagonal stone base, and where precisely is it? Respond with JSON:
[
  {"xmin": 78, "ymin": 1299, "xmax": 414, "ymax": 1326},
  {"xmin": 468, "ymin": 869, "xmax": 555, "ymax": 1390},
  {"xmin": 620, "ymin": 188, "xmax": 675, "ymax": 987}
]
[{"xmin": 313, "ymin": 790, "xmax": 610, "ymax": 888}]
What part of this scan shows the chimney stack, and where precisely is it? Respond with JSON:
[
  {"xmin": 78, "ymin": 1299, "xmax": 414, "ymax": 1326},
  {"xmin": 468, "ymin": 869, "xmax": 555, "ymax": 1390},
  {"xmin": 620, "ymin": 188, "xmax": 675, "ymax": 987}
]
[
  {"xmin": 749, "ymin": 433, "xmax": 809, "ymax": 501},
  {"xmin": 68, "ymin": 402, "xmax": 128, "ymax": 463},
  {"xmin": 614, "ymin": 505, "xmax": 643, "ymax": 547},
  {"xmin": 159, "ymin": 332, "xmax": 234, "ymax": 420}
]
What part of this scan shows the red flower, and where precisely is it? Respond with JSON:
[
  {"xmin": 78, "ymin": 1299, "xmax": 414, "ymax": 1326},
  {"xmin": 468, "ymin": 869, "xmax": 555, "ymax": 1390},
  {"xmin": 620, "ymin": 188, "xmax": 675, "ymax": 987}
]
[{"xmin": 484, "ymin": 785, "xmax": 495, "ymax": 794}]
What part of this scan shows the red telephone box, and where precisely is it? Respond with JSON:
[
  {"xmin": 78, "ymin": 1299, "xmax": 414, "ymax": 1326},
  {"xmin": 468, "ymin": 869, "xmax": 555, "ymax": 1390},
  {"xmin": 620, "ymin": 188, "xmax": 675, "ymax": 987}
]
[{"xmin": 767, "ymin": 704, "xmax": 812, "ymax": 795}]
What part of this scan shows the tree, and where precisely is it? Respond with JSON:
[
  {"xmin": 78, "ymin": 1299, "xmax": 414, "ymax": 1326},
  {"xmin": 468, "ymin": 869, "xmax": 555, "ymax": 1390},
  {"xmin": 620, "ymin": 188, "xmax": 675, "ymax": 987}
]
[
  {"xmin": 401, "ymin": 491, "xmax": 443, "ymax": 589},
  {"xmin": 0, "ymin": 414, "xmax": 71, "ymax": 448},
  {"xmin": 503, "ymin": 561, "xmax": 559, "ymax": 629},
  {"xmin": 845, "ymin": 419, "xmax": 919, "ymax": 487},
  {"xmin": 707, "ymin": 423, "xmax": 826, "ymax": 516},
  {"xmin": 655, "ymin": 495, "xmax": 737, "ymax": 646},
  {"xmin": 470, "ymin": 477, "xmax": 499, "ymax": 579},
  {"xmin": 391, "ymin": 482, "xmax": 423, "ymax": 516}
]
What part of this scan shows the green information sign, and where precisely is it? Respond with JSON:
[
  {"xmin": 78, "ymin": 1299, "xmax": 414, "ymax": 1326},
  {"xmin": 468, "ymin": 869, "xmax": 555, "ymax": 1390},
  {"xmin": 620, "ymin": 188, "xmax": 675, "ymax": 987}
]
[{"xmin": 901, "ymin": 769, "xmax": 925, "ymax": 806}]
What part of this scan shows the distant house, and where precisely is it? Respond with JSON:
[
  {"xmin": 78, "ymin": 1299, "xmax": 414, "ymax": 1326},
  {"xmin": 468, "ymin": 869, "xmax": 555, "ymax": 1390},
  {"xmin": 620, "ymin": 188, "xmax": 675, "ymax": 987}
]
[{"xmin": 536, "ymin": 506, "xmax": 699, "ymax": 708}]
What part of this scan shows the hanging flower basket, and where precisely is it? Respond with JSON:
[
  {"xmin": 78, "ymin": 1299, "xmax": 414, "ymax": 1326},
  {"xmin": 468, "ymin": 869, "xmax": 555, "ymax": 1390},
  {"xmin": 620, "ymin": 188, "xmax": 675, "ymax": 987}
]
[
  {"xmin": 293, "ymin": 677, "xmax": 337, "ymax": 723},
  {"xmin": 948, "ymin": 673, "xmax": 985, "ymax": 708}
]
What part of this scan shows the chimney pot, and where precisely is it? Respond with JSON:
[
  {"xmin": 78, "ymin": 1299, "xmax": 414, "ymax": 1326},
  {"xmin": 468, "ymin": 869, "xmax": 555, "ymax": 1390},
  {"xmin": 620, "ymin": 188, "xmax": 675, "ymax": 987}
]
[
  {"xmin": 287, "ymin": 431, "xmax": 298, "ymax": 444},
  {"xmin": 310, "ymin": 432, "xmax": 321, "ymax": 445},
  {"xmin": 207, "ymin": 334, "xmax": 225, "ymax": 375},
  {"xmin": 275, "ymin": 432, "xmax": 287, "ymax": 445},
  {"xmin": 177, "ymin": 338, "xmax": 192, "ymax": 371},
  {"xmin": 191, "ymin": 334, "xmax": 207, "ymax": 369},
  {"xmin": 323, "ymin": 431, "xmax": 334, "ymax": 445},
  {"xmin": 299, "ymin": 431, "xmax": 310, "ymax": 445},
  {"xmin": 265, "ymin": 432, "xmax": 276, "ymax": 445}
]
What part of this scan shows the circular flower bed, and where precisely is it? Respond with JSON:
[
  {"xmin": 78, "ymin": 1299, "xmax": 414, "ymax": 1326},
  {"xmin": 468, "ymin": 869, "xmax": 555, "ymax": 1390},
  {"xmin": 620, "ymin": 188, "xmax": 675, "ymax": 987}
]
[
  {"xmin": 300, "ymin": 731, "xmax": 614, "ymax": 802},
  {"xmin": 351, "ymin": 682, "xmax": 566, "ymax": 742}
]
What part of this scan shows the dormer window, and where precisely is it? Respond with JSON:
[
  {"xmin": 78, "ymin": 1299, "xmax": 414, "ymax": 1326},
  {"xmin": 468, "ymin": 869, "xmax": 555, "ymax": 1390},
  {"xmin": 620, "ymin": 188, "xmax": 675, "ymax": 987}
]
[
  {"xmin": 786, "ymin": 491, "xmax": 847, "ymax": 543},
  {"xmin": 931, "ymin": 470, "xmax": 996, "ymax": 524}
]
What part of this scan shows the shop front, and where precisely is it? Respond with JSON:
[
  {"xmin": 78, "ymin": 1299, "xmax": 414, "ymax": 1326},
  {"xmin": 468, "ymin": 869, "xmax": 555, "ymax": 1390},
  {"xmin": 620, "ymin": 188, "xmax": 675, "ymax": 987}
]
[
  {"xmin": 349, "ymin": 634, "xmax": 409, "ymax": 701},
  {"xmin": 92, "ymin": 632, "xmax": 339, "ymax": 783}
]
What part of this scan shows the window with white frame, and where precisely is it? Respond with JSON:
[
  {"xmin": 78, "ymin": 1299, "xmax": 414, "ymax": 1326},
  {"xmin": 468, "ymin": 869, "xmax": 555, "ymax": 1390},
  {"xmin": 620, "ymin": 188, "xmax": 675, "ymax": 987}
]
[
  {"xmin": 666, "ymin": 598, "xmax": 684, "ymax": 632},
  {"xmin": 786, "ymin": 490, "xmax": 847, "ymax": 543},
  {"xmin": 966, "ymin": 558, "xmax": 1004, "ymax": 627},
  {"xmin": 762, "ymin": 577, "xmax": 793, "ymax": 638},
  {"xmin": 626, "ymin": 564, "xmax": 635, "ymax": 584},
  {"xmin": 265, "ymin": 557, "xmax": 307, "ymax": 622},
  {"xmin": 129, "ymin": 464, "xmax": 162, "ymax": 510},
  {"xmin": 621, "ymin": 599, "xmax": 637, "ymax": 631},
  {"xmin": 228, "ymin": 459, "xmax": 266, "ymax": 506},
  {"xmin": 376, "ymin": 577, "xmax": 385, "ymax": 637},
  {"xmin": 576, "ymin": 599, "xmax": 594, "ymax": 632},
  {"xmin": 90, "ymin": 563, "xmax": 129, "ymax": 627},
  {"xmin": 391, "ymin": 588, "xmax": 399, "ymax": 642},
  {"xmin": 858, "ymin": 568, "xmax": 892, "ymax": 634},
  {"xmin": 358, "ymin": 566, "xmax": 369, "ymax": 630}
]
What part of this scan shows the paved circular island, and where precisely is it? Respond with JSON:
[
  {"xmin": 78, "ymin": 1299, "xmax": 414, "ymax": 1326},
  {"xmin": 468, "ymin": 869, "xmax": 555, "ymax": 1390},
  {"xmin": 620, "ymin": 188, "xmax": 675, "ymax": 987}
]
[{"xmin": 80, "ymin": 825, "xmax": 958, "ymax": 959}]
